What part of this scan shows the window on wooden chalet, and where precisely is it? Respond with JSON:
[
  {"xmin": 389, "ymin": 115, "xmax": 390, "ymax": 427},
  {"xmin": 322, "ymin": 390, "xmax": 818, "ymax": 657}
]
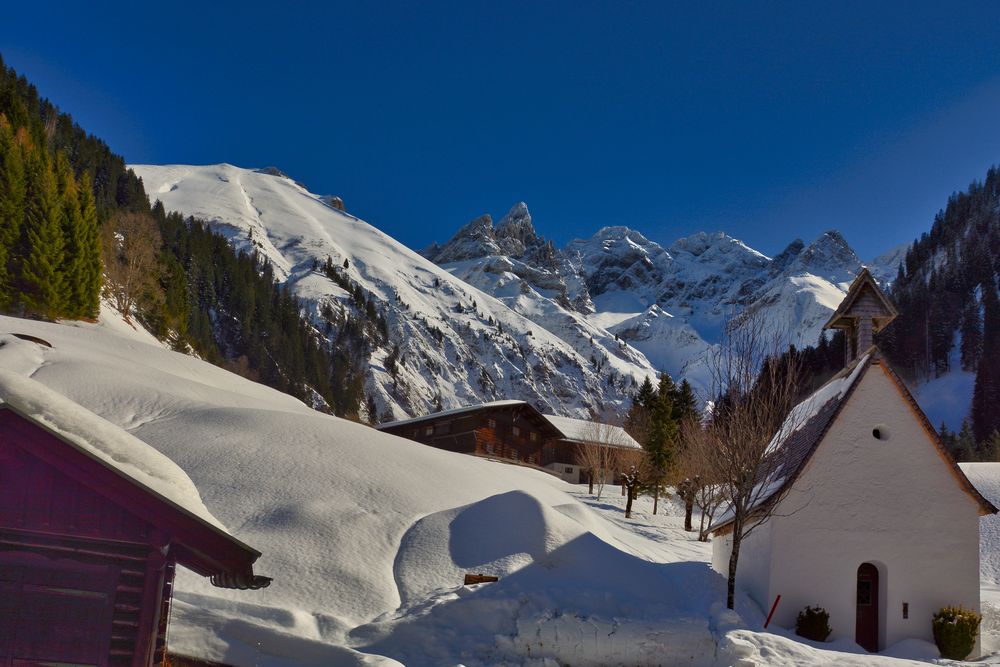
[
  {"xmin": 424, "ymin": 425, "xmax": 434, "ymax": 436},
  {"xmin": 435, "ymin": 423, "xmax": 451, "ymax": 435},
  {"xmin": 529, "ymin": 431, "xmax": 537, "ymax": 442},
  {"xmin": 487, "ymin": 418, "xmax": 497, "ymax": 429},
  {"xmin": 512, "ymin": 425, "xmax": 521, "ymax": 437}
]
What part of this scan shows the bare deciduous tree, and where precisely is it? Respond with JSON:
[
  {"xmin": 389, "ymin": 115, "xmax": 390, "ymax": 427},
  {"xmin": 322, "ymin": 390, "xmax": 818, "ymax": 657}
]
[
  {"xmin": 678, "ymin": 416, "xmax": 725, "ymax": 541},
  {"xmin": 102, "ymin": 211, "xmax": 163, "ymax": 322},
  {"xmin": 576, "ymin": 417, "xmax": 630, "ymax": 500},
  {"xmin": 704, "ymin": 311, "xmax": 804, "ymax": 609},
  {"xmin": 615, "ymin": 446, "xmax": 646, "ymax": 518}
]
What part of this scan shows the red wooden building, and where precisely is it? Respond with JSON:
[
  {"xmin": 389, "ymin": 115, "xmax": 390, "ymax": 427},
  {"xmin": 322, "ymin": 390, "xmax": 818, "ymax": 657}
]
[
  {"xmin": 376, "ymin": 400, "xmax": 641, "ymax": 482},
  {"xmin": 0, "ymin": 377, "xmax": 269, "ymax": 667}
]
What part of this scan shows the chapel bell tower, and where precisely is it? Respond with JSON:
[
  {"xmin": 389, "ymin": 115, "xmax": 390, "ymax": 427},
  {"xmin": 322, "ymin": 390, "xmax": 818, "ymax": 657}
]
[{"xmin": 823, "ymin": 267, "xmax": 898, "ymax": 366}]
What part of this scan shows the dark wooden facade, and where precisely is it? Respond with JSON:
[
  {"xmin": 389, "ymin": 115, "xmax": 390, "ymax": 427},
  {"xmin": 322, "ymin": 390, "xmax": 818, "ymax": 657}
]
[
  {"xmin": 0, "ymin": 407, "xmax": 269, "ymax": 667},
  {"xmin": 378, "ymin": 402, "xmax": 582, "ymax": 467},
  {"xmin": 377, "ymin": 402, "xmax": 588, "ymax": 479}
]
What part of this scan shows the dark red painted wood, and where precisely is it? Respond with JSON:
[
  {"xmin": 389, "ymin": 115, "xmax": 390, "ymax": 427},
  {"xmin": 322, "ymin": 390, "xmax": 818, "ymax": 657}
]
[
  {"xmin": 0, "ymin": 409, "xmax": 260, "ymax": 576},
  {"xmin": 0, "ymin": 407, "xmax": 264, "ymax": 667},
  {"xmin": 0, "ymin": 550, "xmax": 119, "ymax": 666},
  {"xmin": 856, "ymin": 563, "xmax": 879, "ymax": 652}
]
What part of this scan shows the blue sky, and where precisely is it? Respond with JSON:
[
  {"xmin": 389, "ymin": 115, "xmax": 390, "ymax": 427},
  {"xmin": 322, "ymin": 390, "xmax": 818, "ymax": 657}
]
[{"xmin": 4, "ymin": 1, "xmax": 1000, "ymax": 258}]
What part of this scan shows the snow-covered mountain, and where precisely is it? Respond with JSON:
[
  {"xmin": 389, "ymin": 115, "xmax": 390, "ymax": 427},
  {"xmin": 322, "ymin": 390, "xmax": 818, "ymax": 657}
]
[
  {"xmin": 131, "ymin": 164, "xmax": 656, "ymax": 422},
  {"xmin": 133, "ymin": 163, "xmax": 906, "ymax": 415},
  {"xmin": 429, "ymin": 207, "xmax": 901, "ymax": 394}
]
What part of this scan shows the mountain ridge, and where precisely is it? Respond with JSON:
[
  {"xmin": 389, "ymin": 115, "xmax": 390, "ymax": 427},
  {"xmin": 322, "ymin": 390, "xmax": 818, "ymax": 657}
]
[{"xmin": 132, "ymin": 164, "xmax": 656, "ymax": 422}]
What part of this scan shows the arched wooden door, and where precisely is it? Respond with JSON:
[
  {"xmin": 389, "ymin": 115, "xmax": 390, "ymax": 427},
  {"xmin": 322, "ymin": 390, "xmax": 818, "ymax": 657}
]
[{"xmin": 856, "ymin": 563, "xmax": 879, "ymax": 652}]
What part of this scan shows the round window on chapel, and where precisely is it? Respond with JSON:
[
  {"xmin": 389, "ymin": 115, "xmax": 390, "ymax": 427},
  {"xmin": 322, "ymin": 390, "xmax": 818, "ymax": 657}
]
[{"xmin": 872, "ymin": 425, "xmax": 890, "ymax": 441}]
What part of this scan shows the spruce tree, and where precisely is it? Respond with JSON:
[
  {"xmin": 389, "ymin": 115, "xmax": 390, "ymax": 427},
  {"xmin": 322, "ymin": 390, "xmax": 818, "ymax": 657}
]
[
  {"xmin": 76, "ymin": 173, "xmax": 101, "ymax": 318},
  {"xmin": 55, "ymin": 152, "xmax": 86, "ymax": 317},
  {"xmin": 956, "ymin": 420, "xmax": 977, "ymax": 462},
  {"xmin": 960, "ymin": 296, "xmax": 983, "ymax": 373},
  {"xmin": 0, "ymin": 118, "xmax": 25, "ymax": 308},
  {"xmin": 18, "ymin": 143, "xmax": 65, "ymax": 318},
  {"xmin": 674, "ymin": 379, "xmax": 697, "ymax": 422},
  {"xmin": 972, "ymin": 285, "xmax": 1000, "ymax": 443}
]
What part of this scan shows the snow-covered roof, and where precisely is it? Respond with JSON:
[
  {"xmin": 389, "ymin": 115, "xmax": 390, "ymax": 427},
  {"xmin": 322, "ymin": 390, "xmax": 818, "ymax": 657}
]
[
  {"xmin": 376, "ymin": 400, "xmax": 528, "ymax": 430},
  {"xmin": 711, "ymin": 353, "xmax": 873, "ymax": 531},
  {"xmin": 0, "ymin": 369, "xmax": 228, "ymax": 533},
  {"xmin": 542, "ymin": 414, "xmax": 641, "ymax": 449}
]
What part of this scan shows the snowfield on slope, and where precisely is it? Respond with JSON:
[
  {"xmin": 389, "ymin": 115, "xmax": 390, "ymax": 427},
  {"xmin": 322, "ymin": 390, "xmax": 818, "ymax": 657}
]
[{"xmin": 2, "ymin": 313, "xmax": 999, "ymax": 665}]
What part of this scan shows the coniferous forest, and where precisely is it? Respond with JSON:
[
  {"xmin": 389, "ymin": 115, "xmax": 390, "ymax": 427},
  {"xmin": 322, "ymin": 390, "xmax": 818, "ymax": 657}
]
[
  {"xmin": 0, "ymin": 53, "xmax": 367, "ymax": 417},
  {"xmin": 879, "ymin": 167, "xmax": 1000, "ymax": 460}
]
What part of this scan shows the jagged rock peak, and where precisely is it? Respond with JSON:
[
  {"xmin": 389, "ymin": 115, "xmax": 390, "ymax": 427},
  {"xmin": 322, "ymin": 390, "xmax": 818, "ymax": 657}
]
[
  {"xmin": 668, "ymin": 231, "xmax": 766, "ymax": 261},
  {"xmin": 769, "ymin": 238, "xmax": 806, "ymax": 276},
  {"xmin": 589, "ymin": 226, "xmax": 654, "ymax": 246},
  {"xmin": 425, "ymin": 213, "xmax": 498, "ymax": 263},
  {"xmin": 790, "ymin": 230, "xmax": 862, "ymax": 283},
  {"xmin": 256, "ymin": 166, "xmax": 289, "ymax": 178},
  {"xmin": 800, "ymin": 230, "xmax": 858, "ymax": 261},
  {"xmin": 496, "ymin": 202, "xmax": 536, "ymax": 245},
  {"xmin": 460, "ymin": 213, "xmax": 495, "ymax": 237},
  {"xmin": 320, "ymin": 195, "xmax": 346, "ymax": 211}
]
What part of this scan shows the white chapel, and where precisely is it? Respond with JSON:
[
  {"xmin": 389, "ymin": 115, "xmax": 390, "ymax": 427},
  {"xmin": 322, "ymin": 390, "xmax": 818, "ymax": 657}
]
[{"xmin": 711, "ymin": 268, "xmax": 996, "ymax": 653}]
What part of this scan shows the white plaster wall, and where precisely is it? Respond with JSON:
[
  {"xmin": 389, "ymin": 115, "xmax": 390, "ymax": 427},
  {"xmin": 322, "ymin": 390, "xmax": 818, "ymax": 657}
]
[
  {"xmin": 763, "ymin": 365, "xmax": 981, "ymax": 651},
  {"xmin": 545, "ymin": 462, "xmax": 582, "ymax": 483},
  {"xmin": 712, "ymin": 520, "xmax": 773, "ymax": 615}
]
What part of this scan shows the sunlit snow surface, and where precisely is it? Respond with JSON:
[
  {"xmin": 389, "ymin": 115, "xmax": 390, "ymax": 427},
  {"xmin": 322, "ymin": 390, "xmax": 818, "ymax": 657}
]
[{"xmin": 0, "ymin": 313, "xmax": 997, "ymax": 665}]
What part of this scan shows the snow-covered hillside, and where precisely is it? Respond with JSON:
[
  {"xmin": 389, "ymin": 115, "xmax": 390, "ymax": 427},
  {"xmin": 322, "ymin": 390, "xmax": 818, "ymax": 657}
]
[
  {"xmin": 2, "ymin": 314, "xmax": 997, "ymax": 665},
  {"xmin": 131, "ymin": 164, "xmax": 655, "ymax": 421}
]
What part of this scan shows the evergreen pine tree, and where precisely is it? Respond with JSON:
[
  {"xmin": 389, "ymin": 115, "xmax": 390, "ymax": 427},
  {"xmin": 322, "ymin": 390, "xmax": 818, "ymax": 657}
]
[
  {"xmin": 54, "ymin": 152, "xmax": 86, "ymax": 317},
  {"xmin": 972, "ymin": 284, "xmax": 1000, "ymax": 442},
  {"xmin": 956, "ymin": 420, "xmax": 977, "ymax": 462},
  {"xmin": 76, "ymin": 173, "xmax": 101, "ymax": 318},
  {"xmin": 939, "ymin": 422, "xmax": 954, "ymax": 455},
  {"xmin": 648, "ymin": 376, "xmax": 679, "ymax": 470},
  {"xmin": 18, "ymin": 143, "xmax": 65, "ymax": 318},
  {"xmin": 982, "ymin": 430, "xmax": 1000, "ymax": 462},
  {"xmin": 0, "ymin": 118, "xmax": 25, "ymax": 308},
  {"xmin": 960, "ymin": 295, "xmax": 983, "ymax": 373},
  {"xmin": 674, "ymin": 379, "xmax": 697, "ymax": 422},
  {"xmin": 635, "ymin": 376, "xmax": 656, "ymax": 410}
]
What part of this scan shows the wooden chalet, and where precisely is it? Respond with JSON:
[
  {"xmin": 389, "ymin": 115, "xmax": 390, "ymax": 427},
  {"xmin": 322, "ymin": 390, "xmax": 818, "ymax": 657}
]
[
  {"xmin": 0, "ymin": 374, "xmax": 270, "ymax": 667},
  {"xmin": 376, "ymin": 400, "xmax": 640, "ymax": 482}
]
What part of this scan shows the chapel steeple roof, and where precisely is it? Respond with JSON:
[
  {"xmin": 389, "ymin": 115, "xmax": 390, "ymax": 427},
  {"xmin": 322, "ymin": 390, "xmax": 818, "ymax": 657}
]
[{"xmin": 823, "ymin": 267, "xmax": 898, "ymax": 364}]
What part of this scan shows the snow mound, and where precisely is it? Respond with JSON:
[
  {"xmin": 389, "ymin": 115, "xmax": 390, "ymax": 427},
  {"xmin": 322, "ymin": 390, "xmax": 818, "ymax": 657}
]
[{"xmin": 0, "ymin": 315, "xmax": 687, "ymax": 665}]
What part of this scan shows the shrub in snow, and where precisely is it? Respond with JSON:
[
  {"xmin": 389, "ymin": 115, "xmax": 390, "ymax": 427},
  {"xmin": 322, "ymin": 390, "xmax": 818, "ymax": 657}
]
[
  {"xmin": 932, "ymin": 605, "xmax": 980, "ymax": 660},
  {"xmin": 795, "ymin": 605, "xmax": 832, "ymax": 642}
]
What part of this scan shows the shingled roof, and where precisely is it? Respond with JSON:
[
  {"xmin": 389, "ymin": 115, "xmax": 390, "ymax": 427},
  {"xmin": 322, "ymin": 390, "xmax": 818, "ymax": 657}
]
[
  {"xmin": 823, "ymin": 267, "xmax": 898, "ymax": 333},
  {"xmin": 710, "ymin": 348, "xmax": 997, "ymax": 534}
]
